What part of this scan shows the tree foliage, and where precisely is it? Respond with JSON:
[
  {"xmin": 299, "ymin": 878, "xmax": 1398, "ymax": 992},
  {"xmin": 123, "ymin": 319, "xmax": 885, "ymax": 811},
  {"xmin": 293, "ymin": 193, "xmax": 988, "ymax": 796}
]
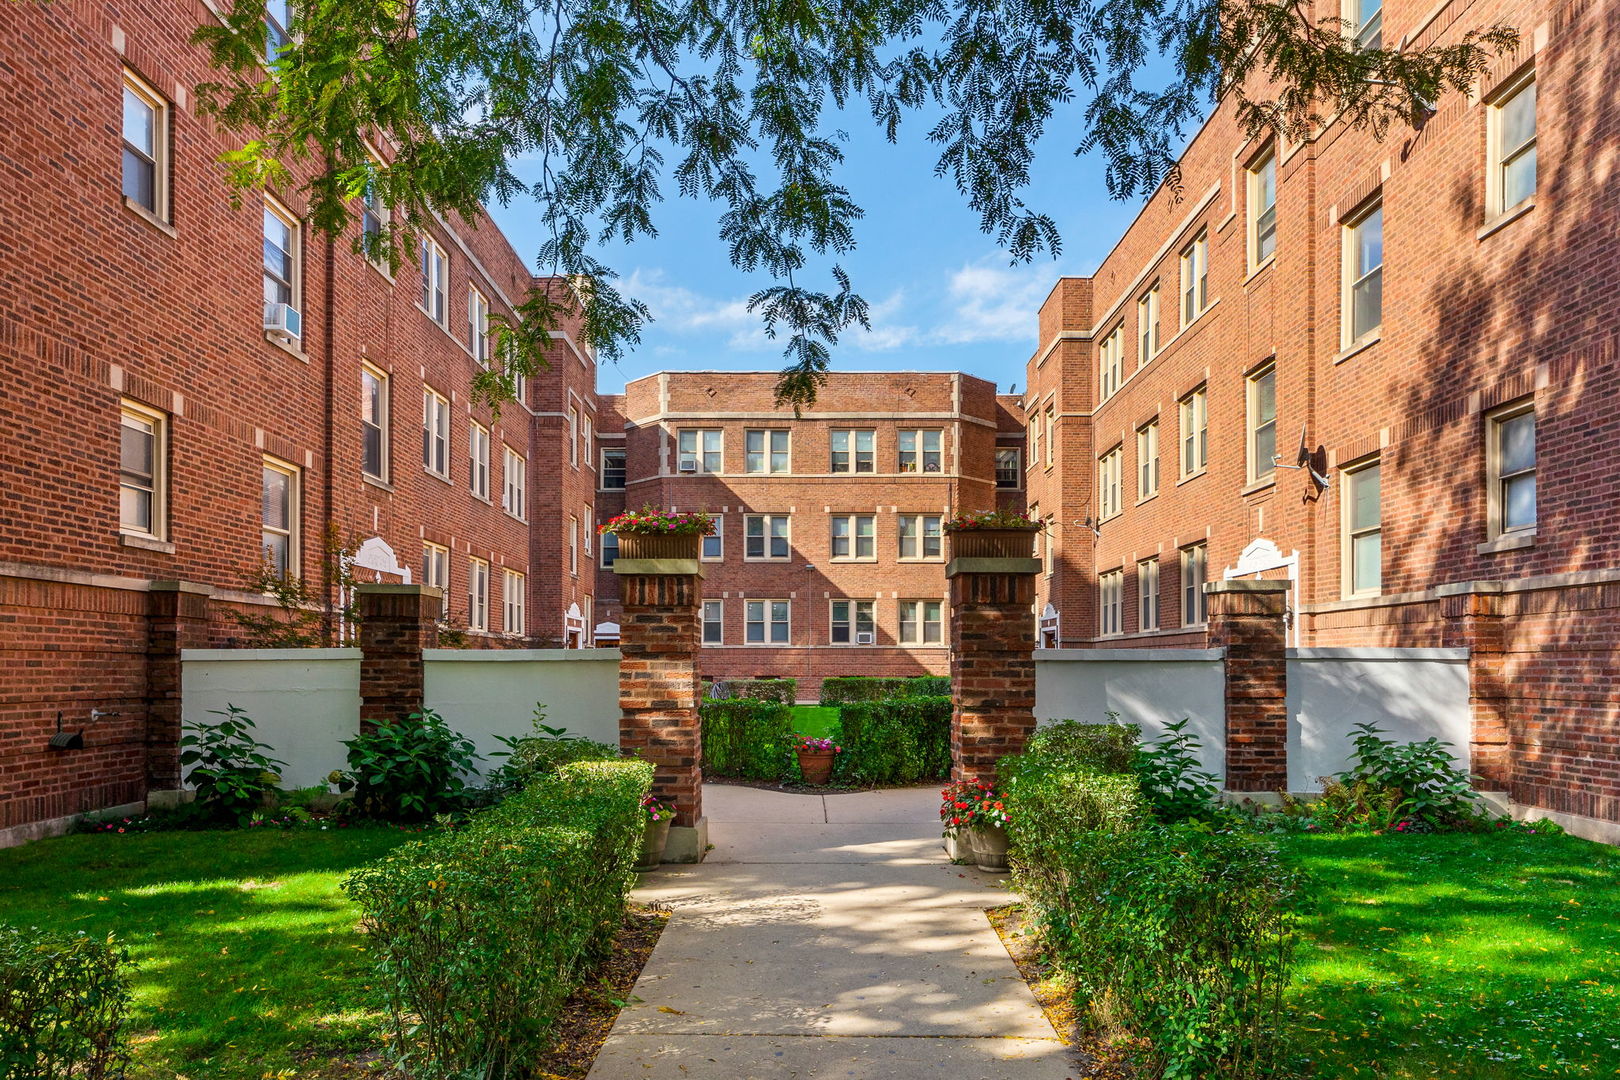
[{"xmin": 191, "ymin": 0, "xmax": 1516, "ymax": 408}]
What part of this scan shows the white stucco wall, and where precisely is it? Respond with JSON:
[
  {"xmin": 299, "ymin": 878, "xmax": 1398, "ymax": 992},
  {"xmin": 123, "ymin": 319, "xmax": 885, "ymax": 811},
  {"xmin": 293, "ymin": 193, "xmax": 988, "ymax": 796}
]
[
  {"xmin": 422, "ymin": 648, "xmax": 622, "ymax": 768},
  {"xmin": 180, "ymin": 649, "xmax": 362, "ymax": 789},
  {"xmin": 1034, "ymin": 649, "xmax": 1228, "ymax": 775},
  {"xmin": 1286, "ymin": 648, "xmax": 1471, "ymax": 792}
]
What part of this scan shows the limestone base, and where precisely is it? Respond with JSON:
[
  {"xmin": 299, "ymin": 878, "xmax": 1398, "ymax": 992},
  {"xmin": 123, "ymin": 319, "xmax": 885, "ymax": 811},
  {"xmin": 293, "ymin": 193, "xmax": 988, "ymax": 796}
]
[{"xmin": 662, "ymin": 817, "xmax": 710, "ymax": 863}]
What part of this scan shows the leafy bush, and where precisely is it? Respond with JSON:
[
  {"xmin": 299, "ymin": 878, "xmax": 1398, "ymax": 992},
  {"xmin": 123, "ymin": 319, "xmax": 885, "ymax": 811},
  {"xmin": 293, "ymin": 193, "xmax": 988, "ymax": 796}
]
[
  {"xmin": 339, "ymin": 708, "xmax": 481, "ymax": 821},
  {"xmin": 1133, "ymin": 718, "xmax": 1222, "ymax": 822},
  {"xmin": 179, "ymin": 704, "xmax": 287, "ymax": 824},
  {"xmin": 832, "ymin": 695, "xmax": 952, "ymax": 784},
  {"xmin": 1026, "ymin": 718, "xmax": 1140, "ymax": 774},
  {"xmin": 700, "ymin": 699, "xmax": 795, "ymax": 780},
  {"xmin": 1337, "ymin": 722, "xmax": 1481, "ymax": 827},
  {"xmin": 0, "ymin": 924, "xmax": 132, "ymax": 1080},
  {"xmin": 1002, "ymin": 747, "xmax": 1143, "ymax": 915},
  {"xmin": 488, "ymin": 705, "xmax": 619, "ymax": 796},
  {"xmin": 818, "ymin": 676, "xmax": 949, "ymax": 704},
  {"xmin": 344, "ymin": 759, "xmax": 652, "ymax": 1080},
  {"xmin": 705, "ymin": 677, "xmax": 797, "ymax": 704}
]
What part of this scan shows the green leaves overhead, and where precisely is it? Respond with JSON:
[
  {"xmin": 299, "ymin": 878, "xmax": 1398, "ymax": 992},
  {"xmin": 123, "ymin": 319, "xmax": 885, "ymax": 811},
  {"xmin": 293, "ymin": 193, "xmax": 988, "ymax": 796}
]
[{"xmin": 192, "ymin": 0, "xmax": 1515, "ymax": 408}]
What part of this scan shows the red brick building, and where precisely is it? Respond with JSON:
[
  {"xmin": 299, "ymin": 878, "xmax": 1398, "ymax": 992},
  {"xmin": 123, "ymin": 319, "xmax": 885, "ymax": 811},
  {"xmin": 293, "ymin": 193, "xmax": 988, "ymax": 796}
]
[{"xmin": 1024, "ymin": 0, "xmax": 1620, "ymax": 829}]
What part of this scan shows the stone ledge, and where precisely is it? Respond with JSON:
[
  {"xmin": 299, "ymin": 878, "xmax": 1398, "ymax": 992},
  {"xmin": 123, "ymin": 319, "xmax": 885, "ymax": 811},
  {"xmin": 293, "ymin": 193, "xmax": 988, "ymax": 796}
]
[
  {"xmin": 661, "ymin": 817, "xmax": 710, "ymax": 863},
  {"xmin": 945, "ymin": 557, "xmax": 1042, "ymax": 577},
  {"xmin": 614, "ymin": 558, "xmax": 705, "ymax": 577}
]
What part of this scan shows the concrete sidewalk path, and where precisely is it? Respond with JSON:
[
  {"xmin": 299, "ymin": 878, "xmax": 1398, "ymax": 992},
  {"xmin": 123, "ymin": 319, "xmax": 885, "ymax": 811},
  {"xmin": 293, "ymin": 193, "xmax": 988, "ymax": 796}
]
[{"xmin": 586, "ymin": 784, "xmax": 1075, "ymax": 1080}]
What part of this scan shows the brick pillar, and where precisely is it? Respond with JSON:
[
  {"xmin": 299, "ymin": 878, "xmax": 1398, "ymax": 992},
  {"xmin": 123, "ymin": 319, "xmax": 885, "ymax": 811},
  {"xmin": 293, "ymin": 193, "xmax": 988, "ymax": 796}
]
[
  {"xmin": 1205, "ymin": 579, "xmax": 1289, "ymax": 792},
  {"xmin": 146, "ymin": 581, "xmax": 215, "ymax": 794},
  {"xmin": 1438, "ymin": 581, "xmax": 1510, "ymax": 789},
  {"xmin": 357, "ymin": 584, "xmax": 440, "ymax": 728},
  {"xmin": 614, "ymin": 558, "xmax": 706, "ymax": 860},
  {"xmin": 947, "ymin": 555, "xmax": 1040, "ymax": 782}
]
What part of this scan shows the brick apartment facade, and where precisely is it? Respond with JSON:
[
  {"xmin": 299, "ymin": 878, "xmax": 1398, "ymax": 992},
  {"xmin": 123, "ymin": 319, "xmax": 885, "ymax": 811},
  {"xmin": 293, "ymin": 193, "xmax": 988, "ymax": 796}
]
[{"xmin": 1023, "ymin": 0, "xmax": 1620, "ymax": 826}]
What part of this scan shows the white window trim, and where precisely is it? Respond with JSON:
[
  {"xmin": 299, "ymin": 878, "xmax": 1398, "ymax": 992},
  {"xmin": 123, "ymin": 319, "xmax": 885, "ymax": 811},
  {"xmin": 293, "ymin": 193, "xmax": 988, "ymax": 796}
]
[
  {"xmin": 1343, "ymin": 0, "xmax": 1383, "ymax": 49},
  {"xmin": 599, "ymin": 446, "xmax": 627, "ymax": 490},
  {"xmin": 1486, "ymin": 70, "xmax": 1537, "ymax": 220},
  {"xmin": 1486, "ymin": 399, "xmax": 1537, "ymax": 541},
  {"xmin": 829, "ymin": 598, "xmax": 877, "ymax": 646},
  {"xmin": 119, "ymin": 399, "xmax": 168, "ymax": 541},
  {"xmin": 599, "ymin": 529, "xmax": 620, "ymax": 569},
  {"xmin": 1136, "ymin": 420, "xmax": 1159, "ymax": 501},
  {"xmin": 829, "ymin": 513, "xmax": 878, "ymax": 562},
  {"xmin": 419, "ymin": 238, "xmax": 448, "ymax": 325},
  {"xmin": 896, "ymin": 513, "xmax": 944, "ymax": 562},
  {"xmin": 1138, "ymin": 557, "xmax": 1160, "ymax": 631},
  {"xmin": 1099, "ymin": 325, "xmax": 1124, "ymax": 403},
  {"xmin": 702, "ymin": 599, "xmax": 725, "ymax": 644},
  {"xmin": 744, "ymin": 598, "xmax": 792, "ymax": 645},
  {"xmin": 261, "ymin": 455, "xmax": 301, "ymax": 578},
  {"xmin": 360, "ymin": 363, "xmax": 390, "ymax": 482},
  {"xmin": 1248, "ymin": 146, "xmax": 1278, "ymax": 270},
  {"xmin": 744, "ymin": 513, "xmax": 792, "ymax": 562},
  {"xmin": 1341, "ymin": 201, "xmax": 1383, "ymax": 348},
  {"xmin": 1246, "ymin": 362, "xmax": 1278, "ymax": 486},
  {"xmin": 502, "ymin": 445, "xmax": 526, "ymax": 521},
  {"xmin": 1180, "ymin": 230, "xmax": 1209, "ymax": 328},
  {"xmin": 677, "ymin": 428, "xmax": 723, "ymax": 474},
  {"xmin": 744, "ymin": 428, "xmax": 792, "ymax": 474},
  {"xmin": 897, "ymin": 599, "xmax": 945, "ymax": 646},
  {"xmin": 995, "ymin": 446, "xmax": 1023, "ymax": 489},
  {"xmin": 702, "ymin": 515, "xmax": 724, "ymax": 562},
  {"xmin": 1137, "ymin": 284, "xmax": 1159, "ymax": 366},
  {"xmin": 1098, "ymin": 569, "xmax": 1124, "ymax": 637},
  {"xmin": 569, "ymin": 516, "xmax": 579, "ymax": 576},
  {"xmin": 423, "ymin": 387, "xmax": 451, "ymax": 480},
  {"xmin": 1179, "ymin": 386, "xmax": 1209, "ymax": 479},
  {"xmin": 1342, "ymin": 458, "xmax": 1383, "ymax": 598},
  {"xmin": 469, "ymin": 287, "xmax": 491, "ymax": 367},
  {"xmin": 1097, "ymin": 447, "xmax": 1123, "ymax": 522},
  {"xmin": 503, "ymin": 569, "xmax": 526, "ymax": 636},
  {"xmin": 422, "ymin": 541, "xmax": 450, "ymax": 618},
  {"xmin": 1180, "ymin": 543, "xmax": 1208, "ymax": 627},
  {"xmin": 467, "ymin": 556, "xmax": 489, "ymax": 631},
  {"xmin": 897, "ymin": 429, "xmax": 944, "ymax": 474},
  {"xmin": 121, "ymin": 69, "xmax": 170, "ymax": 224},
  {"xmin": 468, "ymin": 420, "xmax": 490, "ymax": 499},
  {"xmin": 262, "ymin": 196, "xmax": 301, "ymax": 325}
]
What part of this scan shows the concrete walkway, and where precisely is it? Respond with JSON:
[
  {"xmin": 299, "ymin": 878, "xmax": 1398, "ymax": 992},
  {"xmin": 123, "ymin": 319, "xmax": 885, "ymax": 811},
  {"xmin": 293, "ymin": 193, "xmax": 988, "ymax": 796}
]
[{"xmin": 587, "ymin": 784, "xmax": 1074, "ymax": 1079}]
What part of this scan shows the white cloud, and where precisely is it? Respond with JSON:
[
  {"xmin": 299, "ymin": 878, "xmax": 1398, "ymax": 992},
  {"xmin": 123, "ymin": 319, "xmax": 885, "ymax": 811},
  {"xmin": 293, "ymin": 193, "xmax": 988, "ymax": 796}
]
[
  {"xmin": 623, "ymin": 268, "xmax": 770, "ymax": 350},
  {"xmin": 930, "ymin": 257, "xmax": 1050, "ymax": 345}
]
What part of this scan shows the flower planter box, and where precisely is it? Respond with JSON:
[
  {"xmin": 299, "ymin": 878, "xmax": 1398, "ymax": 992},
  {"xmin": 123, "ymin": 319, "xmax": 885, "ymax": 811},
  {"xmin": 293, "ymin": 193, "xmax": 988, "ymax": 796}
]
[
  {"xmin": 797, "ymin": 750, "xmax": 837, "ymax": 786},
  {"xmin": 617, "ymin": 532, "xmax": 703, "ymax": 561},
  {"xmin": 636, "ymin": 815, "xmax": 673, "ymax": 871},
  {"xmin": 969, "ymin": 824, "xmax": 1010, "ymax": 872},
  {"xmin": 943, "ymin": 828, "xmax": 971, "ymax": 863},
  {"xmin": 948, "ymin": 528, "xmax": 1040, "ymax": 560}
]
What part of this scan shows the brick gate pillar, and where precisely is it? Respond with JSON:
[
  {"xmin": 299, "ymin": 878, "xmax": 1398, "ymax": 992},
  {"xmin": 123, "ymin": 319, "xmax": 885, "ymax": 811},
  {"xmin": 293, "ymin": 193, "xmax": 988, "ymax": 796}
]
[
  {"xmin": 1438, "ymin": 581, "xmax": 1510, "ymax": 790},
  {"xmin": 146, "ymin": 580, "xmax": 215, "ymax": 795},
  {"xmin": 357, "ymin": 584, "xmax": 440, "ymax": 728},
  {"xmin": 947, "ymin": 551, "xmax": 1041, "ymax": 782},
  {"xmin": 613, "ymin": 554, "xmax": 707, "ymax": 862},
  {"xmin": 1205, "ymin": 579, "xmax": 1289, "ymax": 792}
]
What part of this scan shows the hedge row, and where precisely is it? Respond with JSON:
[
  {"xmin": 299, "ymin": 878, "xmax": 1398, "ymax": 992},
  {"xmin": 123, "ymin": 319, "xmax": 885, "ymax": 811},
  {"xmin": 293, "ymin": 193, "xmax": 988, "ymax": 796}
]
[
  {"xmin": 832, "ymin": 696, "xmax": 952, "ymax": 784},
  {"xmin": 819, "ymin": 676, "xmax": 949, "ymax": 705},
  {"xmin": 0, "ymin": 925, "xmax": 131, "ymax": 1080},
  {"xmin": 700, "ymin": 700, "xmax": 796, "ymax": 780},
  {"xmin": 344, "ymin": 759, "xmax": 652, "ymax": 1079},
  {"xmin": 704, "ymin": 678, "xmax": 798, "ymax": 704}
]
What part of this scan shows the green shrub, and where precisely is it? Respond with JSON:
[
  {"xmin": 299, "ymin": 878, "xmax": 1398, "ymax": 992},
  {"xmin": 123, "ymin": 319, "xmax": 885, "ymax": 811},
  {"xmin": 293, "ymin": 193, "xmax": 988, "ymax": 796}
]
[
  {"xmin": 1003, "ymin": 757, "xmax": 1143, "ymax": 915},
  {"xmin": 706, "ymin": 678, "xmax": 797, "ymax": 704},
  {"xmin": 0, "ymin": 924, "xmax": 132, "ymax": 1080},
  {"xmin": 1337, "ymin": 721, "xmax": 1480, "ymax": 827},
  {"xmin": 344, "ymin": 759, "xmax": 652, "ymax": 1080},
  {"xmin": 832, "ymin": 695, "xmax": 952, "ymax": 783},
  {"xmin": 1026, "ymin": 718, "xmax": 1140, "ymax": 774},
  {"xmin": 819, "ymin": 676, "xmax": 949, "ymax": 705},
  {"xmin": 1133, "ymin": 718, "xmax": 1222, "ymax": 822},
  {"xmin": 339, "ymin": 708, "xmax": 481, "ymax": 821},
  {"xmin": 178, "ymin": 704, "xmax": 287, "ymax": 824},
  {"xmin": 701, "ymin": 699, "xmax": 795, "ymax": 780},
  {"xmin": 488, "ymin": 705, "xmax": 619, "ymax": 796}
]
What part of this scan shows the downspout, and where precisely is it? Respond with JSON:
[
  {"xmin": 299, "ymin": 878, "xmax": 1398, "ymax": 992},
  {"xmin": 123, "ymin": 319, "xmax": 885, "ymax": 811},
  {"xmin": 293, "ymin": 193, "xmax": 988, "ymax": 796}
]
[{"xmin": 321, "ymin": 231, "xmax": 338, "ymax": 640}]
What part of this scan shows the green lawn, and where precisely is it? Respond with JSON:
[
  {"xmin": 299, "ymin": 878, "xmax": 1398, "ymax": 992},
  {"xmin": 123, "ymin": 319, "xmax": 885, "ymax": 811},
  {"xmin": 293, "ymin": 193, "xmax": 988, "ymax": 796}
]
[
  {"xmin": 0, "ymin": 827, "xmax": 415, "ymax": 1079},
  {"xmin": 1281, "ymin": 830, "xmax": 1620, "ymax": 1078},
  {"xmin": 790, "ymin": 704, "xmax": 839, "ymax": 738}
]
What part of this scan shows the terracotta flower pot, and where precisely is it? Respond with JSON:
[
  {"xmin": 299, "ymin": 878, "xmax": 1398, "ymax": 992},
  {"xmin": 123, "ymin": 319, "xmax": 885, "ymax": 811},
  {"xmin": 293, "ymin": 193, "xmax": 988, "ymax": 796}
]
[
  {"xmin": 948, "ymin": 528, "xmax": 1040, "ymax": 560},
  {"xmin": 797, "ymin": 750, "xmax": 837, "ymax": 786},
  {"xmin": 617, "ymin": 531, "xmax": 703, "ymax": 561},
  {"xmin": 970, "ymin": 824, "xmax": 1011, "ymax": 872},
  {"xmin": 636, "ymin": 815, "xmax": 673, "ymax": 871}
]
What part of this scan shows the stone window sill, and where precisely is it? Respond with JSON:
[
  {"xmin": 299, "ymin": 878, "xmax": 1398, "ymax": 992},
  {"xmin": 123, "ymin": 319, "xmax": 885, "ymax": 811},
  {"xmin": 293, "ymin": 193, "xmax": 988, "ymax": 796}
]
[
  {"xmin": 265, "ymin": 332, "xmax": 310, "ymax": 363},
  {"xmin": 120, "ymin": 532, "xmax": 175, "ymax": 554},
  {"xmin": 1177, "ymin": 468, "xmax": 1208, "ymax": 487},
  {"xmin": 1477, "ymin": 199, "xmax": 1535, "ymax": 241},
  {"xmin": 1335, "ymin": 334, "xmax": 1381, "ymax": 365},
  {"xmin": 1477, "ymin": 530, "xmax": 1535, "ymax": 555},
  {"xmin": 1241, "ymin": 477, "xmax": 1277, "ymax": 497},
  {"xmin": 362, "ymin": 473, "xmax": 394, "ymax": 493},
  {"xmin": 123, "ymin": 197, "xmax": 177, "ymax": 238}
]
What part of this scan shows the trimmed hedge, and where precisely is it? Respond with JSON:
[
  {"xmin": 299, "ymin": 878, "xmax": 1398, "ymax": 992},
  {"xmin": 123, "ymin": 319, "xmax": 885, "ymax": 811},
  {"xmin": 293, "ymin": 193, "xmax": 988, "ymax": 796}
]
[
  {"xmin": 832, "ymin": 695, "xmax": 952, "ymax": 784},
  {"xmin": 706, "ymin": 678, "xmax": 797, "ymax": 704},
  {"xmin": 700, "ymin": 699, "xmax": 795, "ymax": 780},
  {"xmin": 1025, "ymin": 719, "xmax": 1140, "ymax": 775},
  {"xmin": 819, "ymin": 676, "xmax": 950, "ymax": 705},
  {"xmin": 344, "ymin": 759, "xmax": 652, "ymax": 1080},
  {"xmin": 0, "ymin": 924, "xmax": 132, "ymax": 1080}
]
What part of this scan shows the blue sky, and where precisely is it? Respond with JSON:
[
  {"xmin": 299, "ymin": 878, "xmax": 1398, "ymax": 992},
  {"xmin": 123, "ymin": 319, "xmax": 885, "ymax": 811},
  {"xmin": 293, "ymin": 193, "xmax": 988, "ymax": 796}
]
[{"xmin": 488, "ymin": 95, "xmax": 1196, "ymax": 396}]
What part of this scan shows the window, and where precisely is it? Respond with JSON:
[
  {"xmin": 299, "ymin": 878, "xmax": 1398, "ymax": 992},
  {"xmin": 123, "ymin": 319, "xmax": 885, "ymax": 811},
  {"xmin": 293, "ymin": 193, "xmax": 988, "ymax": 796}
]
[
  {"xmin": 600, "ymin": 529, "xmax": 619, "ymax": 568},
  {"xmin": 360, "ymin": 365, "xmax": 388, "ymax": 480},
  {"xmin": 1044, "ymin": 408, "xmax": 1055, "ymax": 466},
  {"xmin": 746, "ymin": 429, "xmax": 790, "ymax": 474},
  {"xmin": 1347, "ymin": 0, "xmax": 1382, "ymax": 48},
  {"xmin": 1491, "ymin": 76, "xmax": 1537, "ymax": 215},
  {"xmin": 1250, "ymin": 148, "xmax": 1277, "ymax": 265},
  {"xmin": 469, "ymin": 288, "xmax": 490, "ymax": 366},
  {"xmin": 567, "ymin": 406, "xmax": 578, "ymax": 467},
  {"xmin": 263, "ymin": 201, "xmax": 299, "ymax": 324},
  {"xmin": 419, "ymin": 239, "xmax": 447, "ymax": 324},
  {"xmin": 830, "ymin": 429, "xmax": 875, "ymax": 473},
  {"xmin": 600, "ymin": 447, "xmax": 626, "ymax": 489},
  {"xmin": 1344, "ymin": 460, "xmax": 1382, "ymax": 595},
  {"xmin": 569, "ymin": 516, "xmax": 579, "ymax": 575},
  {"xmin": 898, "ymin": 600, "xmax": 944, "ymax": 646},
  {"xmin": 1179, "ymin": 387, "xmax": 1208, "ymax": 476},
  {"xmin": 702, "ymin": 516, "xmax": 724, "ymax": 561},
  {"xmin": 1099, "ymin": 570, "xmax": 1124, "ymax": 636},
  {"xmin": 119, "ymin": 401, "xmax": 166, "ymax": 539},
  {"xmin": 995, "ymin": 447, "xmax": 1022, "ymax": 489},
  {"xmin": 1138, "ymin": 558, "xmax": 1160, "ymax": 631},
  {"xmin": 1180, "ymin": 543, "xmax": 1207, "ymax": 626},
  {"xmin": 830, "ymin": 514, "xmax": 876, "ymax": 560},
  {"xmin": 677, "ymin": 428, "xmax": 722, "ymax": 473},
  {"xmin": 831, "ymin": 600, "xmax": 876, "ymax": 645},
  {"xmin": 264, "ymin": 0, "xmax": 293, "ymax": 55},
  {"xmin": 422, "ymin": 542, "xmax": 449, "ymax": 616},
  {"xmin": 360, "ymin": 152, "xmax": 387, "ymax": 260},
  {"xmin": 898, "ymin": 429, "xmax": 943, "ymax": 473},
  {"xmin": 422, "ymin": 387, "xmax": 450, "ymax": 478},
  {"xmin": 1344, "ymin": 203, "xmax": 1383, "ymax": 343},
  {"xmin": 1098, "ymin": 447, "xmax": 1123, "ymax": 521},
  {"xmin": 1138, "ymin": 284, "xmax": 1159, "ymax": 364},
  {"xmin": 702, "ymin": 600, "xmax": 724, "ymax": 644},
  {"xmin": 503, "ymin": 569, "xmax": 525, "ymax": 635},
  {"xmin": 1029, "ymin": 415, "xmax": 1041, "ymax": 469},
  {"xmin": 1042, "ymin": 516, "xmax": 1056, "ymax": 576},
  {"xmin": 897, "ymin": 514, "xmax": 942, "ymax": 560},
  {"xmin": 745, "ymin": 514, "xmax": 790, "ymax": 560},
  {"xmin": 503, "ymin": 446, "xmax": 526, "ymax": 519},
  {"xmin": 1137, "ymin": 421, "xmax": 1159, "ymax": 500},
  {"xmin": 1248, "ymin": 364, "xmax": 1277, "ymax": 484},
  {"xmin": 1489, "ymin": 403, "xmax": 1536, "ymax": 536},
  {"xmin": 467, "ymin": 557, "xmax": 489, "ymax": 631},
  {"xmin": 261, "ymin": 458, "xmax": 299, "ymax": 577},
  {"xmin": 582, "ymin": 420, "xmax": 593, "ymax": 475},
  {"xmin": 121, "ymin": 72, "xmax": 167, "ymax": 219},
  {"xmin": 1180, "ymin": 230, "xmax": 1209, "ymax": 326},
  {"xmin": 1098, "ymin": 325, "xmax": 1124, "ymax": 402},
  {"xmin": 468, "ymin": 421, "xmax": 489, "ymax": 498},
  {"xmin": 745, "ymin": 599, "xmax": 790, "ymax": 644},
  {"xmin": 584, "ymin": 505, "xmax": 593, "ymax": 557}
]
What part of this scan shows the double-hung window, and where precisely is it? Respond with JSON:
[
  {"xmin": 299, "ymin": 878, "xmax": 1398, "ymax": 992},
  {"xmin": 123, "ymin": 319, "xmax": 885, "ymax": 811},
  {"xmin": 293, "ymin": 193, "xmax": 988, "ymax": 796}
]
[
  {"xmin": 569, "ymin": 517, "xmax": 579, "ymax": 576},
  {"xmin": 745, "ymin": 514, "xmax": 790, "ymax": 560},
  {"xmin": 419, "ymin": 239, "xmax": 447, "ymax": 324},
  {"xmin": 702, "ymin": 600, "xmax": 724, "ymax": 644},
  {"xmin": 702, "ymin": 517, "xmax": 724, "ymax": 561},
  {"xmin": 468, "ymin": 421, "xmax": 489, "ymax": 498},
  {"xmin": 1138, "ymin": 284, "xmax": 1159, "ymax": 364},
  {"xmin": 502, "ymin": 446, "xmax": 526, "ymax": 519},
  {"xmin": 503, "ymin": 569, "xmax": 525, "ymax": 635},
  {"xmin": 1491, "ymin": 76, "xmax": 1537, "ymax": 215},
  {"xmin": 1029, "ymin": 416, "xmax": 1041, "ymax": 469},
  {"xmin": 361, "ymin": 365, "xmax": 389, "ymax": 481},
  {"xmin": 995, "ymin": 447, "xmax": 1022, "ymax": 489},
  {"xmin": 1247, "ymin": 364, "xmax": 1278, "ymax": 484},
  {"xmin": 567, "ymin": 407, "xmax": 579, "ymax": 467},
  {"xmin": 897, "ymin": 514, "xmax": 942, "ymax": 560},
  {"xmin": 1180, "ymin": 543, "xmax": 1208, "ymax": 626},
  {"xmin": 600, "ymin": 447, "xmax": 626, "ymax": 489},
  {"xmin": 677, "ymin": 429, "xmax": 722, "ymax": 473},
  {"xmin": 746, "ymin": 600, "xmax": 790, "ymax": 644},
  {"xmin": 746, "ymin": 429, "xmax": 790, "ymax": 474},
  {"xmin": 898, "ymin": 600, "xmax": 943, "ymax": 646},
  {"xmin": 600, "ymin": 529, "xmax": 619, "ymax": 568},
  {"xmin": 1250, "ymin": 148, "xmax": 1278, "ymax": 265},
  {"xmin": 1347, "ymin": 0, "xmax": 1382, "ymax": 49},
  {"xmin": 119, "ymin": 401, "xmax": 167, "ymax": 539},
  {"xmin": 1097, "ymin": 447, "xmax": 1123, "ymax": 521},
  {"xmin": 1180, "ymin": 230, "xmax": 1209, "ymax": 326},
  {"xmin": 422, "ymin": 542, "xmax": 449, "ymax": 616},
  {"xmin": 1344, "ymin": 203, "xmax": 1383, "ymax": 344},
  {"xmin": 1137, "ymin": 421, "xmax": 1159, "ymax": 500},
  {"xmin": 1179, "ymin": 387, "xmax": 1208, "ymax": 476},
  {"xmin": 1099, "ymin": 570, "xmax": 1124, "ymax": 637},
  {"xmin": 1138, "ymin": 558, "xmax": 1160, "ymax": 631},
  {"xmin": 830, "ymin": 514, "xmax": 876, "ymax": 560},
  {"xmin": 467, "ymin": 557, "xmax": 489, "ymax": 631},
  {"xmin": 898, "ymin": 429, "xmax": 942, "ymax": 473},
  {"xmin": 360, "ymin": 152, "xmax": 388, "ymax": 261},
  {"xmin": 263, "ymin": 201, "xmax": 300, "ymax": 326},
  {"xmin": 1344, "ymin": 460, "xmax": 1382, "ymax": 595},
  {"xmin": 1099, "ymin": 326, "xmax": 1124, "ymax": 402},
  {"xmin": 261, "ymin": 458, "xmax": 300, "ymax": 577},
  {"xmin": 1045, "ymin": 408, "xmax": 1056, "ymax": 466},
  {"xmin": 831, "ymin": 600, "xmax": 876, "ymax": 645},
  {"xmin": 830, "ymin": 429, "xmax": 875, "ymax": 473},
  {"xmin": 121, "ymin": 71, "xmax": 167, "ymax": 219},
  {"xmin": 422, "ymin": 387, "xmax": 450, "ymax": 479},
  {"xmin": 469, "ymin": 288, "xmax": 490, "ymax": 366},
  {"xmin": 1489, "ymin": 403, "xmax": 1536, "ymax": 537},
  {"xmin": 264, "ymin": 0, "xmax": 293, "ymax": 55}
]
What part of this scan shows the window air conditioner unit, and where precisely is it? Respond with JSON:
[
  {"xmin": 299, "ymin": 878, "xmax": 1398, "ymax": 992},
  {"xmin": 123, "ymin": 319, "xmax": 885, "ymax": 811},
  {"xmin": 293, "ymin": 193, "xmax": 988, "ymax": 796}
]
[
  {"xmin": 264, "ymin": 302, "xmax": 302, "ymax": 343},
  {"xmin": 677, "ymin": 457, "xmax": 699, "ymax": 473},
  {"xmin": 855, "ymin": 631, "xmax": 875, "ymax": 645}
]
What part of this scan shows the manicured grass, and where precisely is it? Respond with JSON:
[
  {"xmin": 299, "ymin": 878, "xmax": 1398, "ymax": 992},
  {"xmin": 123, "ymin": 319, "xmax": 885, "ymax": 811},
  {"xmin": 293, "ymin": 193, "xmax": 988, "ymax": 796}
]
[
  {"xmin": 0, "ymin": 827, "xmax": 415, "ymax": 1079},
  {"xmin": 1280, "ymin": 830, "xmax": 1620, "ymax": 1078},
  {"xmin": 790, "ymin": 704, "xmax": 840, "ymax": 738}
]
